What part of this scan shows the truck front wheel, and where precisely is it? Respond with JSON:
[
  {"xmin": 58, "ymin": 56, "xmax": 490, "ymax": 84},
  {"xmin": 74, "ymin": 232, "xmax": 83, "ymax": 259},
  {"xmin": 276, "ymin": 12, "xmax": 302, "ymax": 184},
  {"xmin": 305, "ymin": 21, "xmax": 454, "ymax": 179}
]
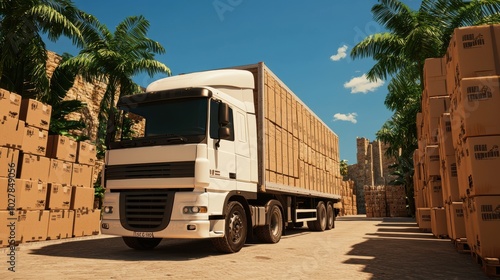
[
  {"xmin": 122, "ymin": 237, "xmax": 162, "ymax": 250},
  {"xmin": 255, "ymin": 204, "xmax": 283, "ymax": 243},
  {"xmin": 212, "ymin": 201, "xmax": 247, "ymax": 253}
]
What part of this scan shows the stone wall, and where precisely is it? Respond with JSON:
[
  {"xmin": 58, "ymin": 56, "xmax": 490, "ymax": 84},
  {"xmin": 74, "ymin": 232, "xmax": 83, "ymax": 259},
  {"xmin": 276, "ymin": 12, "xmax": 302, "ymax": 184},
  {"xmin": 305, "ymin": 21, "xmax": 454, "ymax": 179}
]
[{"xmin": 47, "ymin": 50, "xmax": 108, "ymax": 142}]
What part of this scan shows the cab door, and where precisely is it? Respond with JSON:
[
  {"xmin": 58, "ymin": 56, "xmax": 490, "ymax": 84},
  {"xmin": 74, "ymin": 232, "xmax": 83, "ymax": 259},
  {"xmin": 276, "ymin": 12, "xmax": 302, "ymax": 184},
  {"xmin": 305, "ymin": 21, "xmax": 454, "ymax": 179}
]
[{"xmin": 207, "ymin": 100, "xmax": 236, "ymax": 191}]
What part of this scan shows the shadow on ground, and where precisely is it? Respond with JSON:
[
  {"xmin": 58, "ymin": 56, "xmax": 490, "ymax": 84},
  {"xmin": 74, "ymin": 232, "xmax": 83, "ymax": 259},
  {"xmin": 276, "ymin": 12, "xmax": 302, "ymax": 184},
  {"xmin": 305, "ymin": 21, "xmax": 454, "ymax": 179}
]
[
  {"xmin": 27, "ymin": 227, "xmax": 313, "ymax": 261},
  {"xmin": 342, "ymin": 217, "xmax": 489, "ymax": 280},
  {"xmin": 28, "ymin": 237, "xmax": 220, "ymax": 261}
]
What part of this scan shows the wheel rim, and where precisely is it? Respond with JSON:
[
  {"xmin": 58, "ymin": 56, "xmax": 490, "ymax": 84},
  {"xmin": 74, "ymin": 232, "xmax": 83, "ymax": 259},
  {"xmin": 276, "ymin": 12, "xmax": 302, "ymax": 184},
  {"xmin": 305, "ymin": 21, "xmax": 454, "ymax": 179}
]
[{"xmin": 229, "ymin": 211, "xmax": 244, "ymax": 243}]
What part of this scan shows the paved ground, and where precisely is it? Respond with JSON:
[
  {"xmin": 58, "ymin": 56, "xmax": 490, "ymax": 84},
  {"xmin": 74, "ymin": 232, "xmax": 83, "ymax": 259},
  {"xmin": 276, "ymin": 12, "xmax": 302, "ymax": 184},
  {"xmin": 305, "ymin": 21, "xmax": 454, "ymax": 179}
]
[{"xmin": 1, "ymin": 215, "xmax": 492, "ymax": 279}]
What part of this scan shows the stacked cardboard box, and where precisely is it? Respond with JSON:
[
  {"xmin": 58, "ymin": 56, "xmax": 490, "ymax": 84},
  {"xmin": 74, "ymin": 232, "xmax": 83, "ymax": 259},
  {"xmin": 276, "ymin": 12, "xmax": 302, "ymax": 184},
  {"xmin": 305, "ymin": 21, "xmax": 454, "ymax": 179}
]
[
  {"xmin": 364, "ymin": 185, "xmax": 407, "ymax": 218},
  {"xmin": 445, "ymin": 24, "xmax": 500, "ymax": 259},
  {"xmin": 416, "ymin": 207, "xmax": 432, "ymax": 231},
  {"xmin": 338, "ymin": 180, "xmax": 357, "ymax": 216},
  {"xmin": 431, "ymin": 207, "xmax": 448, "ymax": 238},
  {"xmin": 258, "ymin": 67, "xmax": 341, "ymax": 196},
  {"xmin": 0, "ymin": 90, "xmax": 100, "ymax": 247},
  {"xmin": 414, "ymin": 57, "xmax": 450, "ymax": 237},
  {"xmin": 386, "ymin": 186, "xmax": 407, "ymax": 217},
  {"xmin": 364, "ymin": 185, "xmax": 386, "ymax": 217},
  {"xmin": 415, "ymin": 24, "xmax": 500, "ymax": 262}
]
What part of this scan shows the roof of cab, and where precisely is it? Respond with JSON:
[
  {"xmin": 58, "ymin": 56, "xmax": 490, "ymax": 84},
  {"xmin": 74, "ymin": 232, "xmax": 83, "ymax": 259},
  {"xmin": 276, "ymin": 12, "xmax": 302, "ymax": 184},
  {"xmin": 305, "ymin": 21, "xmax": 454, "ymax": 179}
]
[{"xmin": 146, "ymin": 69, "xmax": 255, "ymax": 92}]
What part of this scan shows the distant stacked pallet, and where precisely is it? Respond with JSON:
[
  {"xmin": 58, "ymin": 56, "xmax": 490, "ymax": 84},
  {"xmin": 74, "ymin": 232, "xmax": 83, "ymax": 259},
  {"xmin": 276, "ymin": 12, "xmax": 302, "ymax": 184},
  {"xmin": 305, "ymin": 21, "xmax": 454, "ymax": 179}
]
[
  {"xmin": 414, "ymin": 24, "xmax": 500, "ymax": 272},
  {"xmin": 0, "ymin": 89, "xmax": 100, "ymax": 248},
  {"xmin": 364, "ymin": 185, "xmax": 407, "ymax": 218},
  {"xmin": 338, "ymin": 180, "xmax": 357, "ymax": 216},
  {"xmin": 259, "ymin": 68, "xmax": 341, "ymax": 195}
]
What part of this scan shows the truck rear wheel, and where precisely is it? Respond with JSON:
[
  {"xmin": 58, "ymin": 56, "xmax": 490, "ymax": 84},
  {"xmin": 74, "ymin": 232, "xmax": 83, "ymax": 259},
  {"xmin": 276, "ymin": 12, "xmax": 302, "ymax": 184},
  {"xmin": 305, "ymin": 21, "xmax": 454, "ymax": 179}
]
[
  {"xmin": 212, "ymin": 201, "xmax": 247, "ymax": 253},
  {"xmin": 122, "ymin": 237, "xmax": 162, "ymax": 250},
  {"xmin": 255, "ymin": 204, "xmax": 283, "ymax": 243},
  {"xmin": 326, "ymin": 202, "xmax": 335, "ymax": 230},
  {"xmin": 307, "ymin": 201, "xmax": 327, "ymax": 231}
]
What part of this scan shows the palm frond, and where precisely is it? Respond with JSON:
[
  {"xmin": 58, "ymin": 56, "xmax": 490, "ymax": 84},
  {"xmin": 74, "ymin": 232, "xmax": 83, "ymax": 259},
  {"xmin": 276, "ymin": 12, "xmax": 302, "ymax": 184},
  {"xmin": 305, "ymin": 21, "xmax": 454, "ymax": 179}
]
[{"xmin": 372, "ymin": 0, "xmax": 414, "ymax": 34}]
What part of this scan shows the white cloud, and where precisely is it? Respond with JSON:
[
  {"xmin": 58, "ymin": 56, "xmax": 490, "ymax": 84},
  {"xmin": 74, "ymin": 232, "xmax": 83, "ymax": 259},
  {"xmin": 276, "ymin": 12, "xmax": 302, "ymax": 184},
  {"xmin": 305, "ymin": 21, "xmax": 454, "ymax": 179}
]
[
  {"xmin": 330, "ymin": 45, "xmax": 348, "ymax": 61},
  {"xmin": 344, "ymin": 74, "xmax": 384, "ymax": 94},
  {"xmin": 333, "ymin": 112, "xmax": 358, "ymax": 124}
]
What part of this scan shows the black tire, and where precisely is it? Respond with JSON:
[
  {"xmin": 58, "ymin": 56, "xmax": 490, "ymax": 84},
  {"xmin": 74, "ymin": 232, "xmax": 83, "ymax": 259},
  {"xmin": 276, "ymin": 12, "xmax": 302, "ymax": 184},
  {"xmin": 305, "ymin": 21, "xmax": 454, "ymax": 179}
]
[
  {"xmin": 212, "ymin": 201, "xmax": 247, "ymax": 253},
  {"xmin": 307, "ymin": 202, "xmax": 327, "ymax": 231},
  {"xmin": 122, "ymin": 237, "xmax": 162, "ymax": 250},
  {"xmin": 326, "ymin": 202, "xmax": 335, "ymax": 230},
  {"xmin": 306, "ymin": 220, "xmax": 317, "ymax": 231},
  {"xmin": 255, "ymin": 204, "xmax": 283, "ymax": 243}
]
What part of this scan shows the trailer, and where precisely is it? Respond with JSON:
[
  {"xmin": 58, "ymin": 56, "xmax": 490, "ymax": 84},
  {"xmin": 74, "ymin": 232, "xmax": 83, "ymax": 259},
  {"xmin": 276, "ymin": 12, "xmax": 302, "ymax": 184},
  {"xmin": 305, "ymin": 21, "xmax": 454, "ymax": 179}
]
[{"xmin": 101, "ymin": 62, "xmax": 342, "ymax": 253}]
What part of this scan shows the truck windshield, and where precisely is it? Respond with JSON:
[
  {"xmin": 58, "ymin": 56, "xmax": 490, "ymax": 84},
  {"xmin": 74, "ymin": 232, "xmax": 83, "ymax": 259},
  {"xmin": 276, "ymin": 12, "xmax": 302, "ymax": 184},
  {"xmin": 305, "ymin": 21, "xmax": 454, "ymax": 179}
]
[{"xmin": 113, "ymin": 98, "xmax": 208, "ymax": 147}]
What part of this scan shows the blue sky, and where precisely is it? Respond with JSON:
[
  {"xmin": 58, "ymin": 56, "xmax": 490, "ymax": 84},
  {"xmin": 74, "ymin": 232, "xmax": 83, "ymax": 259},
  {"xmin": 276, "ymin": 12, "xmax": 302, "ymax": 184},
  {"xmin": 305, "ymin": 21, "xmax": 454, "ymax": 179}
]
[{"xmin": 45, "ymin": 0, "xmax": 422, "ymax": 165}]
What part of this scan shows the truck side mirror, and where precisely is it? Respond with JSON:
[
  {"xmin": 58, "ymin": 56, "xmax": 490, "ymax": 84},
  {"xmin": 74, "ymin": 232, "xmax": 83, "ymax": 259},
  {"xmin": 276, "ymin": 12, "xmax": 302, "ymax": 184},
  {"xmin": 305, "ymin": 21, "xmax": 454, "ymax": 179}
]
[
  {"xmin": 219, "ymin": 103, "xmax": 230, "ymax": 126},
  {"xmin": 218, "ymin": 127, "xmax": 231, "ymax": 140}
]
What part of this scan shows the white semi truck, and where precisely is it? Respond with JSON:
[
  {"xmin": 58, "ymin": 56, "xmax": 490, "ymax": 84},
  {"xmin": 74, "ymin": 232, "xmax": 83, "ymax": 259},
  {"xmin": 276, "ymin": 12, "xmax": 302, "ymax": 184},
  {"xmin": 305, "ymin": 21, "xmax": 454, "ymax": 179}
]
[{"xmin": 101, "ymin": 62, "xmax": 342, "ymax": 253}]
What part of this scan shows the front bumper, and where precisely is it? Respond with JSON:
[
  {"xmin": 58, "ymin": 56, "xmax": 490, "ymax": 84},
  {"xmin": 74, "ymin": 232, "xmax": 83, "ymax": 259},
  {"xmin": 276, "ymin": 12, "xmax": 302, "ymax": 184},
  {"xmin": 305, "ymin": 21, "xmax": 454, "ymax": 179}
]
[{"xmin": 101, "ymin": 219, "xmax": 224, "ymax": 239}]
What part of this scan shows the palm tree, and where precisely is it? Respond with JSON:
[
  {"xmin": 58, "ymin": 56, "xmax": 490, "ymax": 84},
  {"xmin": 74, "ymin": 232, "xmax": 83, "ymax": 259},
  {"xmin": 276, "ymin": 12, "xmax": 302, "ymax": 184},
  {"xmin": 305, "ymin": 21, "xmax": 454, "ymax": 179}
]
[
  {"xmin": 0, "ymin": 0, "xmax": 98, "ymax": 98},
  {"xmin": 66, "ymin": 15, "xmax": 171, "ymax": 154},
  {"xmin": 351, "ymin": 0, "xmax": 500, "ymax": 85},
  {"xmin": 340, "ymin": 160, "xmax": 349, "ymax": 177}
]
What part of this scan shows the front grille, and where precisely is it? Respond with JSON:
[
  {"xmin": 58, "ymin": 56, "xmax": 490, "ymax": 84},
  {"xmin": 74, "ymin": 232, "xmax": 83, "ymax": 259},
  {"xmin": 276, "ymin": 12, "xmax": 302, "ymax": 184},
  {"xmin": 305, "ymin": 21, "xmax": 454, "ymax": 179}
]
[
  {"xmin": 106, "ymin": 161, "xmax": 195, "ymax": 180},
  {"xmin": 120, "ymin": 190, "xmax": 175, "ymax": 231}
]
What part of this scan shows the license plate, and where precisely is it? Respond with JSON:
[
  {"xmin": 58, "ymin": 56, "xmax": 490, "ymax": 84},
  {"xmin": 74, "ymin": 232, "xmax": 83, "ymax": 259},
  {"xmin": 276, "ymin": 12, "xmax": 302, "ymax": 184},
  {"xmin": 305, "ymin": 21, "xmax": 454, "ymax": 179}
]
[{"xmin": 134, "ymin": 232, "xmax": 154, "ymax": 238}]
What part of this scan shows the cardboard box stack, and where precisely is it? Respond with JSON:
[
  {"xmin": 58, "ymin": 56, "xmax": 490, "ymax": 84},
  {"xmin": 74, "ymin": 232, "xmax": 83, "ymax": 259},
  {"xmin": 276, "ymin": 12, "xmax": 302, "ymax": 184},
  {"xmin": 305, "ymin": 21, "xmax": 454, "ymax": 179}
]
[
  {"xmin": 0, "ymin": 91, "xmax": 100, "ymax": 247},
  {"xmin": 259, "ymin": 66, "xmax": 342, "ymax": 196},
  {"xmin": 446, "ymin": 24, "xmax": 500, "ymax": 261},
  {"xmin": 413, "ymin": 57, "xmax": 450, "ymax": 235},
  {"xmin": 415, "ymin": 24, "xmax": 500, "ymax": 266},
  {"xmin": 364, "ymin": 185, "xmax": 407, "ymax": 218},
  {"xmin": 338, "ymin": 180, "xmax": 357, "ymax": 216}
]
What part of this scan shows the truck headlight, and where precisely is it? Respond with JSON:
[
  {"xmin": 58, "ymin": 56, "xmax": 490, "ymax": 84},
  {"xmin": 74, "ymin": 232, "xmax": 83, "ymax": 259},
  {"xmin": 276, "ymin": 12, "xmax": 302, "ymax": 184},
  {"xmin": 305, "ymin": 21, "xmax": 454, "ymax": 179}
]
[
  {"xmin": 103, "ymin": 206, "xmax": 113, "ymax": 214},
  {"xmin": 183, "ymin": 206, "xmax": 207, "ymax": 214}
]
